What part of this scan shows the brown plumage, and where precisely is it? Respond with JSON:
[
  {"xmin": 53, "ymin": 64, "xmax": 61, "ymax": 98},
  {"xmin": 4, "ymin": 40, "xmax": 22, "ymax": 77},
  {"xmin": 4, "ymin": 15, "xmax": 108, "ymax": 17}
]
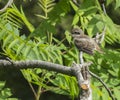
[{"xmin": 71, "ymin": 28, "xmax": 102, "ymax": 55}]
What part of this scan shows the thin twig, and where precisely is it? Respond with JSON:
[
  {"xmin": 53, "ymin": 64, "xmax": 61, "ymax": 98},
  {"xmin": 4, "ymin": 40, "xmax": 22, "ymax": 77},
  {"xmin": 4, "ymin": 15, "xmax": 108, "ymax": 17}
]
[
  {"xmin": 99, "ymin": 26, "xmax": 106, "ymax": 44},
  {"xmin": 94, "ymin": 0, "xmax": 107, "ymax": 45},
  {"xmin": 88, "ymin": 70, "xmax": 115, "ymax": 100},
  {"xmin": 28, "ymin": 82, "xmax": 37, "ymax": 99},
  {"xmin": 101, "ymin": 0, "xmax": 107, "ymax": 15},
  {"xmin": 99, "ymin": 0, "xmax": 107, "ymax": 44},
  {"xmin": 99, "ymin": 0, "xmax": 106, "ymax": 44},
  {"xmin": 72, "ymin": 0, "xmax": 80, "ymax": 7},
  {"xmin": 36, "ymin": 86, "xmax": 42, "ymax": 100},
  {"xmin": 0, "ymin": 0, "xmax": 13, "ymax": 12}
]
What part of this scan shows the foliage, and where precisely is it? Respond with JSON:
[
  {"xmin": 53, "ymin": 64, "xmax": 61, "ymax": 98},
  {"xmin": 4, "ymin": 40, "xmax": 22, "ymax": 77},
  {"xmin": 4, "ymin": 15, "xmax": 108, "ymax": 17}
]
[
  {"xmin": 0, "ymin": 0, "xmax": 120, "ymax": 100},
  {"xmin": 0, "ymin": 81, "xmax": 18, "ymax": 100}
]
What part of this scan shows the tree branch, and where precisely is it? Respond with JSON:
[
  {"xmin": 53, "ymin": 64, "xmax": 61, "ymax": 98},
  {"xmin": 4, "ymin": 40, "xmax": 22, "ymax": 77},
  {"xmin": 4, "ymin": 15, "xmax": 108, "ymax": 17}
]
[
  {"xmin": 0, "ymin": 0, "xmax": 13, "ymax": 12},
  {"xmin": 78, "ymin": 50, "xmax": 92, "ymax": 100},
  {"xmin": 80, "ymin": 51, "xmax": 84, "ymax": 64},
  {"xmin": 0, "ymin": 59, "xmax": 93, "ymax": 100},
  {"xmin": 0, "ymin": 60, "xmax": 92, "ymax": 76},
  {"xmin": 0, "ymin": 59, "xmax": 115, "ymax": 100}
]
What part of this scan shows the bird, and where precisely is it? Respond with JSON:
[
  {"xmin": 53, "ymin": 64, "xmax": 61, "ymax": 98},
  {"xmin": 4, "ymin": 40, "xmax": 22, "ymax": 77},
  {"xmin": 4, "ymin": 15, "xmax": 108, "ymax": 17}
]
[{"xmin": 71, "ymin": 27, "xmax": 102, "ymax": 55}]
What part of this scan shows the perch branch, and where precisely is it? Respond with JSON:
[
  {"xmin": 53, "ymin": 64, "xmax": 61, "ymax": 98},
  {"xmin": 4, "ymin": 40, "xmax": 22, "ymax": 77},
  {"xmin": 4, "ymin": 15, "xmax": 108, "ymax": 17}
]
[
  {"xmin": 78, "ymin": 50, "xmax": 92, "ymax": 100},
  {"xmin": 80, "ymin": 51, "xmax": 84, "ymax": 64},
  {"xmin": 0, "ymin": 0, "xmax": 13, "ymax": 12}
]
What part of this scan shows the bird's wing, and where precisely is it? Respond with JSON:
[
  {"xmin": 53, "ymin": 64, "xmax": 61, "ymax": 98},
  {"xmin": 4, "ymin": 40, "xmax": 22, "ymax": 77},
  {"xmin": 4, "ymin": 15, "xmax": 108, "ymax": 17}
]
[{"xmin": 74, "ymin": 38, "xmax": 95, "ymax": 55}]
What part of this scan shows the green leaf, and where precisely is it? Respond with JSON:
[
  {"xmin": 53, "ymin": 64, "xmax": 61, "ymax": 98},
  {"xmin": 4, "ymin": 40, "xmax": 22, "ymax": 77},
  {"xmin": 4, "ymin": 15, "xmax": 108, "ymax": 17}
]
[
  {"xmin": 33, "ymin": 46, "xmax": 40, "ymax": 60},
  {"xmin": 69, "ymin": 0, "xmax": 78, "ymax": 11},
  {"xmin": 65, "ymin": 30, "xmax": 72, "ymax": 44},
  {"xmin": 48, "ymin": 0, "xmax": 70, "ymax": 23},
  {"xmin": 0, "ymin": 30, "xmax": 7, "ymax": 40},
  {"xmin": 115, "ymin": 0, "xmax": 120, "ymax": 9},
  {"xmin": 23, "ymin": 46, "xmax": 32, "ymax": 57},
  {"xmin": 8, "ymin": 39, "xmax": 19, "ymax": 49},
  {"xmin": 1, "ymin": 88, "xmax": 12, "ymax": 97},
  {"xmin": 106, "ymin": 0, "xmax": 113, "ymax": 6},
  {"xmin": 101, "ymin": 88, "xmax": 111, "ymax": 100},
  {"xmin": 72, "ymin": 14, "xmax": 79, "ymax": 25},
  {"xmin": 30, "ymin": 20, "xmax": 56, "ymax": 38},
  {"xmin": 113, "ymin": 88, "xmax": 120, "ymax": 100},
  {"xmin": 39, "ymin": 50, "xmax": 48, "ymax": 61},
  {"xmin": 3, "ymin": 34, "xmax": 13, "ymax": 48},
  {"xmin": 34, "ymin": 68, "xmax": 42, "ymax": 74},
  {"xmin": 96, "ymin": 21, "xmax": 104, "ymax": 32},
  {"xmin": 16, "ymin": 43, "xmax": 25, "ymax": 56},
  {"xmin": 108, "ymin": 69, "xmax": 116, "ymax": 77},
  {"xmin": 0, "ymin": 81, "xmax": 5, "ymax": 90},
  {"xmin": 21, "ymin": 70, "xmax": 32, "ymax": 82}
]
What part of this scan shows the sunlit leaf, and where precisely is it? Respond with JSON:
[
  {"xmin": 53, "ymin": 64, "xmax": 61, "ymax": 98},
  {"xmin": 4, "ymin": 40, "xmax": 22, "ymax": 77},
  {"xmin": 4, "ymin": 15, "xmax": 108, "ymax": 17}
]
[
  {"xmin": 115, "ymin": 0, "xmax": 120, "ymax": 9},
  {"xmin": 8, "ymin": 39, "xmax": 19, "ymax": 49},
  {"xmin": 23, "ymin": 46, "xmax": 32, "ymax": 57},
  {"xmin": 65, "ymin": 30, "xmax": 72, "ymax": 44}
]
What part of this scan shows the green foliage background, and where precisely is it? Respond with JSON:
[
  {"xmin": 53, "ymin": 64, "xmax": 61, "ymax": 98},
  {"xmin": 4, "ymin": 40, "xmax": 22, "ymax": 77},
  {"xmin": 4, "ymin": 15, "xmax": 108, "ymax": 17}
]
[{"xmin": 0, "ymin": 0, "xmax": 120, "ymax": 100}]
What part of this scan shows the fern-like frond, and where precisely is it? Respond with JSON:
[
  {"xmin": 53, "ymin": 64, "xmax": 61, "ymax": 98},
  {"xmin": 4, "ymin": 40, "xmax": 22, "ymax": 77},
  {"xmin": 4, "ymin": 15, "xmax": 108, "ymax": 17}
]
[
  {"xmin": 8, "ymin": 5, "xmax": 35, "ymax": 32},
  {"xmin": 0, "ymin": 19, "xmax": 62, "ymax": 63},
  {"xmin": 38, "ymin": 0, "xmax": 56, "ymax": 18},
  {"xmin": 0, "ymin": 10, "xmax": 22, "ymax": 29},
  {"xmin": 0, "ymin": 4, "xmax": 35, "ymax": 32}
]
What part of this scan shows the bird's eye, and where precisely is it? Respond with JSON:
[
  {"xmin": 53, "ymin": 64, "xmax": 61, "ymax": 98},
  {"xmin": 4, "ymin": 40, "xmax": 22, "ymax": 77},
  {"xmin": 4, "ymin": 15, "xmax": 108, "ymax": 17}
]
[{"xmin": 74, "ymin": 32, "xmax": 80, "ymax": 34}]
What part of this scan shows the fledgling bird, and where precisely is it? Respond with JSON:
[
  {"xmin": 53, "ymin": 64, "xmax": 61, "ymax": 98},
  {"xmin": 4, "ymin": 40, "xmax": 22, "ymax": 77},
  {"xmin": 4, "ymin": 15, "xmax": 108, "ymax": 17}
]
[{"xmin": 71, "ymin": 28, "xmax": 102, "ymax": 55}]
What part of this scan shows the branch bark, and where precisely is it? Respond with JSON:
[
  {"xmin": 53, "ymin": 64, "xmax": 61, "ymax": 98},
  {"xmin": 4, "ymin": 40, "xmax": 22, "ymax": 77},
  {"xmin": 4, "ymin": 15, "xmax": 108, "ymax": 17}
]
[
  {"xmin": 0, "ymin": 0, "xmax": 13, "ymax": 12},
  {"xmin": 0, "ymin": 60, "xmax": 91, "ymax": 76},
  {"xmin": 78, "ymin": 51, "xmax": 92, "ymax": 100}
]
